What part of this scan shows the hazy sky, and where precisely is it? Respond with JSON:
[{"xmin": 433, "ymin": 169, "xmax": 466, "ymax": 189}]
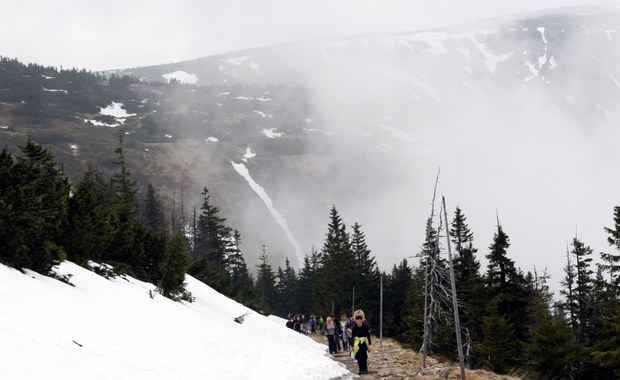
[{"xmin": 0, "ymin": 0, "xmax": 610, "ymax": 71}]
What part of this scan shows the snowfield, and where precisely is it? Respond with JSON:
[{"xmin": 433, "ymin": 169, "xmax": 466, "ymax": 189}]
[{"xmin": 0, "ymin": 261, "xmax": 350, "ymax": 380}]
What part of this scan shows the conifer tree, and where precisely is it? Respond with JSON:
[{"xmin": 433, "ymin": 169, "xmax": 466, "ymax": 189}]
[
  {"xmin": 449, "ymin": 207, "xmax": 485, "ymax": 349},
  {"xmin": 142, "ymin": 184, "xmax": 164, "ymax": 232},
  {"xmin": 227, "ymin": 230, "xmax": 255, "ymax": 304},
  {"xmin": 275, "ymin": 258, "xmax": 298, "ymax": 315},
  {"xmin": 483, "ymin": 220, "xmax": 530, "ymax": 366},
  {"xmin": 0, "ymin": 137, "xmax": 69, "ymax": 273},
  {"xmin": 585, "ymin": 207, "xmax": 620, "ymax": 377},
  {"xmin": 62, "ymin": 167, "xmax": 114, "ymax": 265},
  {"xmin": 103, "ymin": 137, "xmax": 144, "ymax": 276},
  {"xmin": 561, "ymin": 245, "xmax": 578, "ymax": 334},
  {"xmin": 190, "ymin": 186, "xmax": 232, "ymax": 292},
  {"xmin": 317, "ymin": 205, "xmax": 356, "ymax": 316},
  {"xmin": 526, "ymin": 269, "xmax": 573, "ymax": 379},
  {"xmin": 476, "ymin": 305, "xmax": 519, "ymax": 374},
  {"xmin": 350, "ymin": 223, "xmax": 380, "ymax": 324},
  {"xmin": 296, "ymin": 248, "xmax": 321, "ymax": 315},
  {"xmin": 601, "ymin": 206, "xmax": 620, "ymax": 292},
  {"xmin": 568, "ymin": 237, "xmax": 595, "ymax": 342},
  {"xmin": 383, "ymin": 259, "xmax": 414, "ymax": 341},
  {"xmin": 485, "ymin": 222, "xmax": 517, "ymax": 288},
  {"xmin": 255, "ymin": 245, "xmax": 277, "ymax": 313},
  {"xmin": 157, "ymin": 229, "xmax": 191, "ymax": 300}
]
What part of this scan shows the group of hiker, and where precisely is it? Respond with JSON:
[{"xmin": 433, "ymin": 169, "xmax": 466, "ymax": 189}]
[{"xmin": 286, "ymin": 310, "xmax": 371, "ymax": 375}]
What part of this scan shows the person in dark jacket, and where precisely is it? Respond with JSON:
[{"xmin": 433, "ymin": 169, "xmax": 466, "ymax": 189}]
[
  {"xmin": 329, "ymin": 314, "xmax": 343, "ymax": 351},
  {"xmin": 350, "ymin": 314, "xmax": 371, "ymax": 374}
]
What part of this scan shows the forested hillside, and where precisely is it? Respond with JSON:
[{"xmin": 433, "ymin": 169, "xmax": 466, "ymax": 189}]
[{"xmin": 0, "ymin": 56, "xmax": 333, "ymax": 266}]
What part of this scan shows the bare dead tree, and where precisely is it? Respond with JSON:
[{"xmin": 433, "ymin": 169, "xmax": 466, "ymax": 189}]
[
  {"xmin": 442, "ymin": 195, "xmax": 466, "ymax": 380},
  {"xmin": 421, "ymin": 170, "xmax": 440, "ymax": 367},
  {"xmin": 170, "ymin": 186, "xmax": 186, "ymax": 231},
  {"xmin": 420, "ymin": 169, "xmax": 452, "ymax": 368}
]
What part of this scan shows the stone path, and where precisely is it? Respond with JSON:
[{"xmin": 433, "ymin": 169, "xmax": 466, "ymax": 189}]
[{"xmin": 307, "ymin": 333, "xmax": 522, "ymax": 380}]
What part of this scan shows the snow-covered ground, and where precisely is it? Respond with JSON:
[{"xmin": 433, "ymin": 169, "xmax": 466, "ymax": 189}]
[{"xmin": 0, "ymin": 262, "xmax": 350, "ymax": 380}]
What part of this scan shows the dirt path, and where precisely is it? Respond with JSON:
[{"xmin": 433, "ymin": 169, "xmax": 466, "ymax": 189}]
[{"xmin": 307, "ymin": 333, "xmax": 522, "ymax": 380}]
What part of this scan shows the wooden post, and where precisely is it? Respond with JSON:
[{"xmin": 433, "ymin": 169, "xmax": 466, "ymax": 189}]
[
  {"xmin": 442, "ymin": 195, "xmax": 466, "ymax": 380},
  {"xmin": 352, "ymin": 287, "xmax": 355, "ymax": 316},
  {"xmin": 380, "ymin": 274, "xmax": 383, "ymax": 347}
]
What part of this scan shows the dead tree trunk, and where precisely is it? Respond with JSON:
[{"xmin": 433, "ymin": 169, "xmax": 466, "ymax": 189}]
[{"xmin": 442, "ymin": 195, "xmax": 466, "ymax": 380}]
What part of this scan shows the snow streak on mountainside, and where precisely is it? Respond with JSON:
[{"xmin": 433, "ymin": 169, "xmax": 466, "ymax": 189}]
[
  {"xmin": 109, "ymin": 5, "xmax": 620, "ymax": 292},
  {"xmin": 231, "ymin": 161, "xmax": 305, "ymax": 265}
]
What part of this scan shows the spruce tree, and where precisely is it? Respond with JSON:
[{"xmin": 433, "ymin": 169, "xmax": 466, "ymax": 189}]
[
  {"xmin": 571, "ymin": 237, "xmax": 595, "ymax": 342},
  {"xmin": 383, "ymin": 259, "xmax": 414, "ymax": 341},
  {"xmin": 449, "ymin": 207, "xmax": 485, "ymax": 350},
  {"xmin": 601, "ymin": 206, "xmax": 620, "ymax": 292},
  {"xmin": 255, "ymin": 245, "xmax": 277, "ymax": 313},
  {"xmin": 102, "ymin": 137, "xmax": 145, "ymax": 277},
  {"xmin": 61, "ymin": 167, "xmax": 114, "ymax": 265},
  {"xmin": 157, "ymin": 229, "xmax": 190, "ymax": 300},
  {"xmin": 227, "ymin": 230, "xmax": 255, "ymax": 305},
  {"xmin": 0, "ymin": 136, "xmax": 69, "ymax": 273},
  {"xmin": 142, "ymin": 184, "xmax": 164, "ymax": 232},
  {"xmin": 350, "ymin": 223, "xmax": 380, "ymax": 324},
  {"xmin": 296, "ymin": 249, "xmax": 320, "ymax": 315},
  {"xmin": 275, "ymin": 258, "xmax": 298, "ymax": 315},
  {"xmin": 485, "ymin": 223, "xmax": 517, "ymax": 288},
  {"xmin": 476, "ymin": 305, "xmax": 519, "ymax": 374},
  {"xmin": 561, "ymin": 245, "xmax": 579, "ymax": 334},
  {"xmin": 317, "ymin": 205, "xmax": 356, "ymax": 316},
  {"xmin": 526, "ymin": 269, "xmax": 573, "ymax": 379},
  {"xmin": 190, "ymin": 186, "xmax": 232, "ymax": 293},
  {"xmin": 484, "ymin": 220, "xmax": 530, "ymax": 366}
]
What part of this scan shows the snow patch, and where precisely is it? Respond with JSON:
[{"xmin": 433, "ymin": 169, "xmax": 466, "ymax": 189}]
[
  {"xmin": 42, "ymin": 85, "xmax": 67, "ymax": 94},
  {"xmin": 234, "ymin": 96, "xmax": 272, "ymax": 102},
  {"xmin": 221, "ymin": 56, "xmax": 253, "ymax": 66},
  {"xmin": 162, "ymin": 71, "xmax": 199, "ymax": 84},
  {"xmin": 537, "ymin": 27, "xmax": 548, "ymax": 44},
  {"xmin": 262, "ymin": 128, "xmax": 283, "ymax": 138},
  {"xmin": 243, "ymin": 148, "xmax": 256, "ymax": 159},
  {"xmin": 253, "ymin": 110, "xmax": 271, "ymax": 118},
  {"xmin": 461, "ymin": 30, "xmax": 513, "ymax": 74},
  {"xmin": 101, "ymin": 102, "xmax": 135, "ymax": 118},
  {"xmin": 604, "ymin": 30, "xmax": 616, "ymax": 40}
]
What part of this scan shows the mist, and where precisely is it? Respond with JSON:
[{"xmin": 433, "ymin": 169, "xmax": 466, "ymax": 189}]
[{"xmin": 234, "ymin": 8, "xmax": 620, "ymax": 293}]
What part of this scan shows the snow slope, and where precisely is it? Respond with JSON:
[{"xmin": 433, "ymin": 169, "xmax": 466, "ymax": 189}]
[{"xmin": 0, "ymin": 262, "xmax": 350, "ymax": 380}]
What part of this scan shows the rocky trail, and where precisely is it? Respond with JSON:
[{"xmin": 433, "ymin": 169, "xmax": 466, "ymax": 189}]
[{"xmin": 308, "ymin": 333, "xmax": 521, "ymax": 380}]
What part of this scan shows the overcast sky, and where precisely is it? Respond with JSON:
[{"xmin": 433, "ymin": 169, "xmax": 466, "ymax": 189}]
[{"xmin": 0, "ymin": 0, "xmax": 611, "ymax": 71}]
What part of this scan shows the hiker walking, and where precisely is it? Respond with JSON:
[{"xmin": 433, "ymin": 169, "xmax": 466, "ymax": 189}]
[
  {"xmin": 324, "ymin": 316, "xmax": 339, "ymax": 354},
  {"xmin": 349, "ymin": 310, "xmax": 371, "ymax": 375},
  {"xmin": 340, "ymin": 313, "xmax": 350, "ymax": 351}
]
